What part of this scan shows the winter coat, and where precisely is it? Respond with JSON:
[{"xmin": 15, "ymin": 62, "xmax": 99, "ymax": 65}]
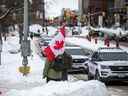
[
  {"xmin": 43, "ymin": 58, "xmax": 62, "ymax": 80},
  {"xmin": 43, "ymin": 52, "xmax": 72, "ymax": 80}
]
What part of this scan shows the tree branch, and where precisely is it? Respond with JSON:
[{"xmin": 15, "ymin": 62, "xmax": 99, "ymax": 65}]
[{"xmin": 0, "ymin": 8, "xmax": 13, "ymax": 20}]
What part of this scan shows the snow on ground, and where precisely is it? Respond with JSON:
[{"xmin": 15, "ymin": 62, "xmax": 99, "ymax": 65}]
[
  {"xmin": 66, "ymin": 37, "xmax": 110, "ymax": 51},
  {"xmin": 66, "ymin": 36, "xmax": 128, "ymax": 53},
  {"xmin": 0, "ymin": 31, "xmax": 109, "ymax": 96},
  {"xmin": 90, "ymin": 27, "xmax": 128, "ymax": 37},
  {"xmin": 0, "ymin": 36, "xmax": 45, "ymax": 90},
  {"xmin": 6, "ymin": 80, "xmax": 108, "ymax": 96}
]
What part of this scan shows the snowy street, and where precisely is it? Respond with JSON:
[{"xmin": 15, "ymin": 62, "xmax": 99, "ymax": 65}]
[
  {"xmin": 0, "ymin": 35, "xmax": 109, "ymax": 96},
  {"xmin": 0, "ymin": 33, "xmax": 128, "ymax": 96},
  {"xmin": 1, "ymin": 0, "xmax": 128, "ymax": 96}
]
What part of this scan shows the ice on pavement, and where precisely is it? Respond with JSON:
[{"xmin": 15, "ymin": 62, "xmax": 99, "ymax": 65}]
[{"xmin": 6, "ymin": 80, "xmax": 109, "ymax": 96}]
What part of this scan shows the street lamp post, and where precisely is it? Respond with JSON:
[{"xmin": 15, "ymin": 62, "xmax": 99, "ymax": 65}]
[
  {"xmin": 126, "ymin": 6, "xmax": 128, "ymax": 29},
  {"xmin": 42, "ymin": 0, "xmax": 46, "ymax": 33},
  {"xmin": 0, "ymin": 24, "xmax": 2, "ymax": 65},
  {"xmin": 20, "ymin": 0, "xmax": 31, "ymax": 76},
  {"xmin": 42, "ymin": 0, "xmax": 45, "ymax": 27}
]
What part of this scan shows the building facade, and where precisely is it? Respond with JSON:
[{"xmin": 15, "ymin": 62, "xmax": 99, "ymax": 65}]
[{"xmin": 79, "ymin": 0, "xmax": 127, "ymax": 27}]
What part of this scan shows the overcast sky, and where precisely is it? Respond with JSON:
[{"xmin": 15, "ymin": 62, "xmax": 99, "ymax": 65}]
[{"xmin": 45, "ymin": 0, "xmax": 78, "ymax": 17}]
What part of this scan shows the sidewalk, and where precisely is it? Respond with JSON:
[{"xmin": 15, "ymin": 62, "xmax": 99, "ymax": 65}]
[{"xmin": 0, "ymin": 36, "xmax": 45, "ymax": 92}]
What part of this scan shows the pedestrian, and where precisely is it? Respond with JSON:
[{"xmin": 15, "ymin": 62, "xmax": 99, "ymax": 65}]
[
  {"xmin": 61, "ymin": 51, "xmax": 72, "ymax": 81},
  {"xmin": 43, "ymin": 51, "xmax": 72, "ymax": 82},
  {"xmin": 43, "ymin": 56, "xmax": 63, "ymax": 83},
  {"xmin": 46, "ymin": 27, "xmax": 48, "ymax": 34},
  {"xmin": 115, "ymin": 36, "xmax": 120, "ymax": 48},
  {"xmin": 104, "ymin": 34, "xmax": 110, "ymax": 47}
]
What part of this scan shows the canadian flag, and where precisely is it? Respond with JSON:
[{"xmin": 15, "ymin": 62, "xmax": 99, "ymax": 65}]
[{"xmin": 44, "ymin": 26, "xmax": 65, "ymax": 61}]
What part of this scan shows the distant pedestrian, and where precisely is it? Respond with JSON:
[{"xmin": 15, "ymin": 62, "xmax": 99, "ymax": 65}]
[
  {"xmin": 61, "ymin": 51, "xmax": 72, "ymax": 81},
  {"xmin": 94, "ymin": 37, "xmax": 98, "ymax": 44},
  {"xmin": 115, "ymin": 36, "xmax": 120, "ymax": 48},
  {"xmin": 104, "ymin": 34, "xmax": 110, "ymax": 47},
  {"xmin": 30, "ymin": 32, "xmax": 34, "ymax": 40},
  {"xmin": 46, "ymin": 27, "xmax": 48, "ymax": 34}
]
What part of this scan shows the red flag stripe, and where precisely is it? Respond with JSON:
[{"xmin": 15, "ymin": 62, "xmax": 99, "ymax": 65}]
[
  {"xmin": 44, "ymin": 46, "xmax": 55, "ymax": 61},
  {"xmin": 43, "ymin": 25, "xmax": 65, "ymax": 61},
  {"xmin": 60, "ymin": 27, "xmax": 65, "ymax": 37}
]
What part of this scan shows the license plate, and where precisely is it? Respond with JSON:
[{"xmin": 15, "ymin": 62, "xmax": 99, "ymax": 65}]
[{"xmin": 118, "ymin": 74, "xmax": 126, "ymax": 78}]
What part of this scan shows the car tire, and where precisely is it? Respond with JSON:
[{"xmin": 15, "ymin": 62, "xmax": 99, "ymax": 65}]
[{"xmin": 121, "ymin": 37, "xmax": 127, "ymax": 41}]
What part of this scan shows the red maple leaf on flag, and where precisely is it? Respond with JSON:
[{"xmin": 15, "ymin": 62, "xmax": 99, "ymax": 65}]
[{"xmin": 54, "ymin": 40, "xmax": 64, "ymax": 49}]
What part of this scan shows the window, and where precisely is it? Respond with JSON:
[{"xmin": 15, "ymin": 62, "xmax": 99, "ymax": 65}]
[{"xmin": 99, "ymin": 52, "xmax": 128, "ymax": 61}]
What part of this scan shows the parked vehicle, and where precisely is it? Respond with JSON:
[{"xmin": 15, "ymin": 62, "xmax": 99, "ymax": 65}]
[
  {"xmin": 87, "ymin": 47, "xmax": 128, "ymax": 82},
  {"xmin": 38, "ymin": 37, "xmax": 52, "ymax": 56},
  {"xmin": 65, "ymin": 46, "xmax": 89, "ymax": 73},
  {"xmin": 72, "ymin": 27, "xmax": 80, "ymax": 35}
]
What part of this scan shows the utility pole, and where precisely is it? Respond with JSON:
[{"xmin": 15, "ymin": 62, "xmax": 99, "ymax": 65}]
[
  {"xmin": 0, "ymin": 24, "xmax": 2, "ymax": 65},
  {"xmin": 42, "ymin": 0, "xmax": 45, "ymax": 31},
  {"xmin": 20, "ymin": 0, "xmax": 31, "ymax": 76},
  {"xmin": 126, "ymin": 6, "xmax": 128, "ymax": 29}
]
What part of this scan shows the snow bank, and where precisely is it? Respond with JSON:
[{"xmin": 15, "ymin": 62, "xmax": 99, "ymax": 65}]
[
  {"xmin": 66, "ymin": 37, "xmax": 106, "ymax": 51},
  {"xmin": 0, "ymin": 36, "xmax": 45, "ymax": 89},
  {"xmin": 3, "ymin": 36, "xmax": 20, "ymax": 53},
  {"xmin": 91, "ymin": 27, "xmax": 128, "ymax": 37},
  {"xmin": 6, "ymin": 80, "xmax": 109, "ymax": 96},
  {"xmin": 66, "ymin": 36, "xmax": 128, "ymax": 53}
]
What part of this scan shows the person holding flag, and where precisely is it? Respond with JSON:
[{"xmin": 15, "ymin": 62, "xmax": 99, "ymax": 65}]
[{"xmin": 43, "ymin": 24, "xmax": 72, "ymax": 82}]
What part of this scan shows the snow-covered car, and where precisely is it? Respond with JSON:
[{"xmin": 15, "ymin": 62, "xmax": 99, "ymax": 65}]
[
  {"xmin": 87, "ymin": 47, "xmax": 128, "ymax": 82},
  {"xmin": 29, "ymin": 24, "xmax": 42, "ymax": 37},
  {"xmin": 65, "ymin": 46, "xmax": 89, "ymax": 73}
]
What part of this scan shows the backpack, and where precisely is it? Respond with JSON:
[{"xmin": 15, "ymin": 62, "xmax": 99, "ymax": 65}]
[{"xmin": 50, "ymin": 55, "xmax": 65, "ymax": 71}]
